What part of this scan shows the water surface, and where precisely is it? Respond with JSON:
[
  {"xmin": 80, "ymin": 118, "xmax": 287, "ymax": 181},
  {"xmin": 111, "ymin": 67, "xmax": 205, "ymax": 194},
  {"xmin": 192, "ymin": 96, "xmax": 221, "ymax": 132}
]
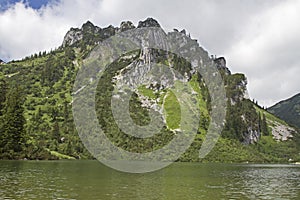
[{"xmin": 0, "ymin": 161, "xmax": 299, "ymax": 199}]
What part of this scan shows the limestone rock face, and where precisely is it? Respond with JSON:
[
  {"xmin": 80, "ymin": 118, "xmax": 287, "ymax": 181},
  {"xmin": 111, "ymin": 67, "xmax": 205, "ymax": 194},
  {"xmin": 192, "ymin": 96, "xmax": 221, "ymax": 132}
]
[
  {"xmin": 214, "ymin": 57, "xmax": 231, "ymax": 75},
  {"xmin": 243, "ymin": 127, "xmax": 260, "ymax": 144},
  {"xmin": 62, "ymin": 28, "xmax": 83, "ymax": 47},
  {"xmin": 271, "ymin": 121, "xmax": 295, "ymax": 141}
]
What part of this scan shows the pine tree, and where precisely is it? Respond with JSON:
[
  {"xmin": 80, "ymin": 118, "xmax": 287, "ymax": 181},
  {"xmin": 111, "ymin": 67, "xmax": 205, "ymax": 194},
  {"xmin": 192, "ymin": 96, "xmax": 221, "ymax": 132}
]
[
  {"xmin": 0, "ymin": 73, "xmax": 7, "ymax": 115},
  {"xmin": 0, "ymin": 86, "xmax": 26, "ymax": 153},
  {"xmin": 0, "ymin": 73, "xmax": 7, "ymax": 153},
  {"xmin": 258, "ymin": 112, "xmax": 262, "ymax": 132},
  {"xmin": 52, "ymin": 121, "xmax": 60, "ymax": 142},
  {"xmin": 261, "ymin": 113, "xmax": 269, "ymax": 136}
]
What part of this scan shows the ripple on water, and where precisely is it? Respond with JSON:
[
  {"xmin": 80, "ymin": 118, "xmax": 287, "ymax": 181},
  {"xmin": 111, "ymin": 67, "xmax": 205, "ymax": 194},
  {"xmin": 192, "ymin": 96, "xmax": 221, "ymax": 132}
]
[{"xmin": 0, "ymin": 161, "xmax": 299, "ymax": 200}]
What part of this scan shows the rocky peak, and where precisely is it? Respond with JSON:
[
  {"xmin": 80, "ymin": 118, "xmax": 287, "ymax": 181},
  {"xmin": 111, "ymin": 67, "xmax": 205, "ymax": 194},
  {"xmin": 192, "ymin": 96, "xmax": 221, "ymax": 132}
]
[
  {"xmin": 214, "ymin": 57, "xmax": 226, "ymax": 67},
  {"xmin": 62, "ymin": 20, "xmax": 98, "ymax": 47},
  {"xmin": 101, "ymin": 25, "xmax": 116, "ymax": 37},
  {"xmin": 62, "ymin": 20, "xmax": 118, "ymax": 47},
  {"xmin": 214, "ymin": 57, "xmax": 231, "ymax": 75},
  {"xmin": 137, "ymin": 18, "xmax": 161, "ymax": 28},
  {"xmin": 82, "ymin": 20, "xmax": 94, "ymax": 28},
  {"xmin": 62, "ymin": 27, "xmax": 83, "ymax": 47},
  {"xmin": 120, "ymin": 21, "xmax": 135, "ymax": 32},
  {"xmin": 81, "ymin": 20, "xmax": 97, "ymax": 32},
  {"xmin": 0, "ymin": 59, "xmax": 4, "ymax": 64}
]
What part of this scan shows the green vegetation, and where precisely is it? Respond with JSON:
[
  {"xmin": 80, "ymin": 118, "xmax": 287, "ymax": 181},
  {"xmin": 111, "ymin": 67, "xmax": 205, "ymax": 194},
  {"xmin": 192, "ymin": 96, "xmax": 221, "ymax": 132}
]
[
  {"xmin": 49, "ymin": 150, "xmax": 76, "ymax": 160},
  {"xmin": 0, "ymin": 85, "xmax": 26, "ymax": 158},
  {"xmin": 222, "ymin": 73, "xmax": 259, "ymax": 142},
  {"xmin": 163, "ymin": 90, "xmax": 181, "ymax": 130},
  {"xmin": 0, "ymin": 47, "xmax": 91, "ymax": 160},
  {"xmin": 138, "ymin": 85, "xmax": 157, "ymax": 99}
]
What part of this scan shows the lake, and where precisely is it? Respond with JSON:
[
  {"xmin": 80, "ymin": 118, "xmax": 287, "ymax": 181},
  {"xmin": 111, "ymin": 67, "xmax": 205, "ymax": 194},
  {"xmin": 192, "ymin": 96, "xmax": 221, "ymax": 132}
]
[{"xmin": 0, "ymin": 160, "xmax": 299, "ymax": 199}]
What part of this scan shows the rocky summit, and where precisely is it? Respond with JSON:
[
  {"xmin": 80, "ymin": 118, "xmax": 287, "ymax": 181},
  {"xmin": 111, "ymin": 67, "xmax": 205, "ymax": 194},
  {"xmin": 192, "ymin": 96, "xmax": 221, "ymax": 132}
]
[
  {"xmin": 62, "ymin": 18, "xmax": 161, "ymax": 48},
  {"xmin": 137, "ymin": 17, "xmax": 161, "ymax": 28}
]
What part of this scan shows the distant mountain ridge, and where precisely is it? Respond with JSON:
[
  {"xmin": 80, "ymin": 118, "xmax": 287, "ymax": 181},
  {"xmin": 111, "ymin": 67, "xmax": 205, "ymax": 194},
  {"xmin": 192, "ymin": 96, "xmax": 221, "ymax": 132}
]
[{"xmin": 268, "ymin": 93, "xmax": 300, "ymax": 129}]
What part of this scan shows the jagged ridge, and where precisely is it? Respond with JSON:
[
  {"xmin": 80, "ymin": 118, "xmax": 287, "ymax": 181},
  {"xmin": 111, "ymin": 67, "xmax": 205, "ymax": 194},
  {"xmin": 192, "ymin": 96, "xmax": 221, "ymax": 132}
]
[{"xmin": 62, "ymin": 18, "xmax": 161, "ymax": 47}]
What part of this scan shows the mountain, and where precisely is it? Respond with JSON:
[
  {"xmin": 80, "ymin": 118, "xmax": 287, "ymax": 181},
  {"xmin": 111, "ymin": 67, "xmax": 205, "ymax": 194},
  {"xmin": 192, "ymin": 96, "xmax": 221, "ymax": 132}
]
[
  {"xmin": 0, "ymin": 18, "xmax": 299, "ymax": 162},
  {"xmin": 268, "ymin": 93, "xmax": 300, "ymax": 129}
]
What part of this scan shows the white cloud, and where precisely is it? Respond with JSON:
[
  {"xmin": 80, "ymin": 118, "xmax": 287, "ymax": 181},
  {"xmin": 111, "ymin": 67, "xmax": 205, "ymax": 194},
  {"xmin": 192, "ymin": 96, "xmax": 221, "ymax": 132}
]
[
  {"xmin": 0, "ymin": 2, "xmax": 67, "ymax": 60},
  {"xmin": 227, "ymin": 0, "xmax": 300, "ymax": 106},
  {"xmin": 0, "ymin": 0, "xmax": 106, "ymax": 61},
  {"xmin": 0, "ymin": 0, "xmax": 299, "ymax": 106}
]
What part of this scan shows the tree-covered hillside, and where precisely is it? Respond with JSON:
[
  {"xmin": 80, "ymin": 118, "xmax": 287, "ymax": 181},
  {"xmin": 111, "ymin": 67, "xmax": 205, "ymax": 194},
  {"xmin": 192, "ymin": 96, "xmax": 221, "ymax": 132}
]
[{"xmin": 0, "ymin": 18, "xmax": 299, "ymax": 163}]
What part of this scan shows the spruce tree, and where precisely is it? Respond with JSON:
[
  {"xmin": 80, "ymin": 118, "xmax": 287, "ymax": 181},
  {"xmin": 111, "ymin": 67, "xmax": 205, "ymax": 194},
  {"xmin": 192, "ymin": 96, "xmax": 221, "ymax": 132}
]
[
  {"xmin": 0, "ymin": 73, "xmax": 7, "ymax": 115},
  {"xmin": 0, "ymin": 85, "xmax": 26, "ymax": 153},
  {"xmin": 261, "ymin": 113, "xmax": 269, "ymax": 136},
  {"xmin": 0, "ymin": 73, "xmax": 7, "ymax": 153},
  {"xmin": 258, "ymin": 112, "xmax": 262, "ymax": 132}
]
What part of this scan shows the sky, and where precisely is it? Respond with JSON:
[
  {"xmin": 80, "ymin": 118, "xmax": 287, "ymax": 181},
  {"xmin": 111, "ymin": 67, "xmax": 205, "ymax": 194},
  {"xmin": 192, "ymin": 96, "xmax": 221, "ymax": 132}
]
[{"xmin": 0, "ymin": 0, "xmax": 299, "ymax": 107}]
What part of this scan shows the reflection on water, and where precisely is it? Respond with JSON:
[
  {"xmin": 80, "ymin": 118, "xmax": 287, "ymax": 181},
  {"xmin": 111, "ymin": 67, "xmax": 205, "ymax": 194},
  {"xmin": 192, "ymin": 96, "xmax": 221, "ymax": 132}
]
[
  {"xmin": 0, "ymin": 161, "xmax": 299, "ymax": 200},
  {"xmin": 228, "ymin": 165, "xmax": 300, "ymax": 199}
]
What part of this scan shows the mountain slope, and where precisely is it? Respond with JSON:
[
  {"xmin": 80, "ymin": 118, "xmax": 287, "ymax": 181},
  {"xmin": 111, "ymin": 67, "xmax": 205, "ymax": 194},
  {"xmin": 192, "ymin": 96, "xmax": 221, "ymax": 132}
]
[
  {"xmin": 0, "ymin": 18, "xmax": 299, "ymax": 162},
  {"xmin": 268, "ymin": 93, "xmax": 300, "ymax": 129}
]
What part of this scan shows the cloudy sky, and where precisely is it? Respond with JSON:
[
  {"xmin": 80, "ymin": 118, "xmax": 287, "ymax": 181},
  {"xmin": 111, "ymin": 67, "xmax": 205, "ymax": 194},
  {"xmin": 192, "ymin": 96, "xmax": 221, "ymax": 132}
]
[{"xmin": 0, "ymin": 0, "xmax": 299, "ymax": 107}]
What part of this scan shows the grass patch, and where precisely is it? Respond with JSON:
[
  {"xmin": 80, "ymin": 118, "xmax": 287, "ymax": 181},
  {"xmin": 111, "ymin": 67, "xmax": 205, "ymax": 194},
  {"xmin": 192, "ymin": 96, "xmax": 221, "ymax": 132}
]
[
  {"xmin": 49, "ymin": 150, "xmax": 76, "ymax": 160},
  {"xmin": 163, "ymin": 90, "xmax": 181, "ymax": 130},
  {"xmin": 138, "ymin": 85, "xmax": 157, "ymax": 99}
]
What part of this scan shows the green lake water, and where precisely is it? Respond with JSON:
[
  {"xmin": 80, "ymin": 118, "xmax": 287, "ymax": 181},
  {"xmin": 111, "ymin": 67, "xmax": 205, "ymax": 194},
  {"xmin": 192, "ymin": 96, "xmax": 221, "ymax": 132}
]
[{"xmin": 0, "ymin": 160, "xmax": 299, "ymax": 199}]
